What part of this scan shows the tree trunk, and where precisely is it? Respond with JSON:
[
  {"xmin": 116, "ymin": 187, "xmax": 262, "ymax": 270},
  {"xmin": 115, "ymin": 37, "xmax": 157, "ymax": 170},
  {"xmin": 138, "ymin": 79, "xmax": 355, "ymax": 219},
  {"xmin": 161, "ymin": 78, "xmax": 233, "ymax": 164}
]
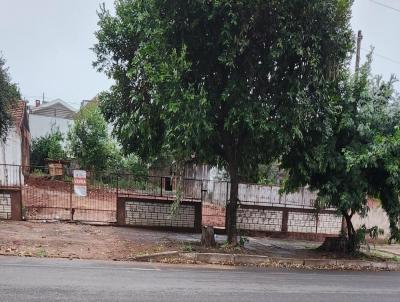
[
  {"xmin": 226, "ymin": 165, "xmax": 239, "ymax": 245},
  {"xmin": 201, "ymin": 226, "xmax": 216, "ymax": 247},
  {"xmin": 343, "ymin": 211, "xmax": 357, "ymax": 253}
]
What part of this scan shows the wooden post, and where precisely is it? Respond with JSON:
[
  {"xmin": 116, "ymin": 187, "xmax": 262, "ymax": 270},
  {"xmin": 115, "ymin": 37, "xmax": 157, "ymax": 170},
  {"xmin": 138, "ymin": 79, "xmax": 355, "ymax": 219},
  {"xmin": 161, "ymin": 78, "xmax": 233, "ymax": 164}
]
[{"xmin": 355, "ymin": 30, "xmax": 363, "ymax": 74}]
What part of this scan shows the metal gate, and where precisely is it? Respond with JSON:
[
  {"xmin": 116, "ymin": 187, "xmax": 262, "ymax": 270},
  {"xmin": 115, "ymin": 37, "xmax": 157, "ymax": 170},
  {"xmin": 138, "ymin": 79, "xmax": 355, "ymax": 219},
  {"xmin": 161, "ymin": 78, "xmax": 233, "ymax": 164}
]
[
  {"xmin": 200, "ymin": 179, "xmax": 229, "ymax": 231},
  {"xmin": 19, "ymin": 165, "xmax": 228, "ymax": 228},
  {"xmin": 22, "ymin": 167, "xmax": 117, "ymax": 223}
]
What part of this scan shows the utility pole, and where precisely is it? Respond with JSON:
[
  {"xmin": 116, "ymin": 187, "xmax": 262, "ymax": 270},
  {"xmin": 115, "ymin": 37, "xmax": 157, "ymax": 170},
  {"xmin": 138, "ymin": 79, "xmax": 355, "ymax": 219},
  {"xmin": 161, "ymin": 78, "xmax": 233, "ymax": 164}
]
[
  {"xmin": 355, "ymin": 30, "xmax": 363, "ymax": 74},
  {"xmin": 42, "ymin": 92, "xmax": 45, "ymax": 104}
]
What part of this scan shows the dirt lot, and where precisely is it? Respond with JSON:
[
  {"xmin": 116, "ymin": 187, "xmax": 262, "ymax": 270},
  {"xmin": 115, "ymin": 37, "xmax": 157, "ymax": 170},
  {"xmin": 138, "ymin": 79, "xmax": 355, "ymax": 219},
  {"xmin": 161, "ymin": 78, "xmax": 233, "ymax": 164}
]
[
  {"xmin": 2, "ymin": 220, "xmax": 398, "ymax": 264},
  {"xmin": 0, "ymin": 220, "xmax": 323, "ymax": 261},
  {"xmin": 0, "ymin": 221, "xmax": 187, "ymax": 260}
]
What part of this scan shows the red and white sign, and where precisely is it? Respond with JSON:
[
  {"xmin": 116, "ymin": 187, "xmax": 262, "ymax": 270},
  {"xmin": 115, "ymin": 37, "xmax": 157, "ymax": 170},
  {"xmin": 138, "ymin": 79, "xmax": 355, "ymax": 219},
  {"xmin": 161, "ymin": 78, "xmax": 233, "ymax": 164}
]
[{"xmin": 73, "ymin": 170, "xmax": 87, "ymax": 197}]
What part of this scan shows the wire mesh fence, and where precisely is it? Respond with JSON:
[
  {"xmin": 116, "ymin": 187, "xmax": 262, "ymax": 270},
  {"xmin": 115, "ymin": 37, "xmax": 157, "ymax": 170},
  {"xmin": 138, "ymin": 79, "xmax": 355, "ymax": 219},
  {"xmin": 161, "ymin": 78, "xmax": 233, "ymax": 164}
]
[
  {"xmin": 20, "ymin": 166, "xmax": 117, "ymax": 222},
  {"xmin": 1, "ymin": 164, "xmax": 321, "ymax": 228}
]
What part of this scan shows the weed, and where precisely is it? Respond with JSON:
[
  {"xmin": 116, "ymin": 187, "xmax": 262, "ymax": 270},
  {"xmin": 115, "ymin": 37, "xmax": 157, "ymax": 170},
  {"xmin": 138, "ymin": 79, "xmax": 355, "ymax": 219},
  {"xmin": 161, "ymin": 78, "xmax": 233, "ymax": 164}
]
[
  {"xmin": 35, "ymin": 247, "xmax": 48, "ymax": 258},
  {"xmin": 239, "ymin": 236, "xmax": 249, "ymax": 247},
  {"xmin": 221, "ymin": 240, "xmax": 230, "ymax": 249},
  {"xmin": 182, "ymin": 242, "xmax": 194, "ymax": 252}
]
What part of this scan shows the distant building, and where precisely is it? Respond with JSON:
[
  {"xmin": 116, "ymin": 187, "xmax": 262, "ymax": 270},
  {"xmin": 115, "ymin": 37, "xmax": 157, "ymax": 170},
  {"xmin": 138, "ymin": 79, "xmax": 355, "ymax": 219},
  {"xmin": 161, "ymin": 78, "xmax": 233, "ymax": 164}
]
[
  {"xmin": 29, "ymin": 99, "xmax": 77, "ymax": 140},
  {"xmin": 0, "ymin": 100, "xmax": 30, "ymax": 186}
]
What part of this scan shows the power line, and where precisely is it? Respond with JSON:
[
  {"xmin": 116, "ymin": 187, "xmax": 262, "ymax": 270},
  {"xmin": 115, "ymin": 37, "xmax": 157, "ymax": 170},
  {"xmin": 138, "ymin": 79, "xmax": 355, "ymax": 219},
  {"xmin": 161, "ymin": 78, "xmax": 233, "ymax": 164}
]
[
  {"xmin": 369, "ymin": 0, "xmax": 400, "ymax": 14},
  {"xmin": 361, "ymin": 47, "xmax": 400, "ymax": 65}
]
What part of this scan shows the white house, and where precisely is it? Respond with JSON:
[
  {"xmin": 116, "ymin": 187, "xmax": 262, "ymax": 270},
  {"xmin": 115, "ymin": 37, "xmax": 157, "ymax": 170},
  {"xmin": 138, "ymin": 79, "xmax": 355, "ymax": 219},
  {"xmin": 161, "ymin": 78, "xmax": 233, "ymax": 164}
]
[
  {"xmin": 0, "ymin": 100, "xmax": 30, "ymax": 186},
  {"xmin": 29, "ymin": 99, "xmax": 77, "ymax": 140}
]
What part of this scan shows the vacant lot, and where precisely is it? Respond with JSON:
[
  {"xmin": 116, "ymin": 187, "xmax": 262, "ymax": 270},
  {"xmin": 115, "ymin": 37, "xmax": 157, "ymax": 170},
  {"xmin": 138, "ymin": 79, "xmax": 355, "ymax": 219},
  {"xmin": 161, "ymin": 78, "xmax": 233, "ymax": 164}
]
[
  {"xmin": 0, "ymin": 221, "xmax": 185, "ymax": 260},
  {"xmin": 0, "ymin": 220, "xmax": 320, "ymax": 260}
]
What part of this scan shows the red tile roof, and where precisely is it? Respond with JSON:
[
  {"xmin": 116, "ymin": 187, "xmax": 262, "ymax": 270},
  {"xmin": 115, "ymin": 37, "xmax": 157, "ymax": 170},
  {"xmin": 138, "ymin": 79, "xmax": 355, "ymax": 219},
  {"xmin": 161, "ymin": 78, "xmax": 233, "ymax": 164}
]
[{"xmin": 8, "ymin": 100, "xmax": 26, "ymax": 128}]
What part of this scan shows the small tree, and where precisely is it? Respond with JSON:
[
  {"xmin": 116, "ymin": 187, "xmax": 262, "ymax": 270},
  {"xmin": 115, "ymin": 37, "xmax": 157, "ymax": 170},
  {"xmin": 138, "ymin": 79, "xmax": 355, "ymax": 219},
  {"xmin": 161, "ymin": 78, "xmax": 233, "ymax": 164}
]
[
  {"xmin": 94, "ymin": 0, "xmax": 354, "ymax": 244},
  {"xmin": 282, "ymin": 55, "xmax": 400, "ymax": 252},
  {"xmin": 67, "ymin": 102, "xmax": 115, "ymax": 172},
  {"xmin": 0, "ymin": 55, "xmax": 20, "ymax": 139},
  {"xmin": 31, "ymin": 127, "xmax": 66, "ymax": 167},
  {"xmin": 346, "ymin": 85, "xmax": 400, "ymax": 244}
]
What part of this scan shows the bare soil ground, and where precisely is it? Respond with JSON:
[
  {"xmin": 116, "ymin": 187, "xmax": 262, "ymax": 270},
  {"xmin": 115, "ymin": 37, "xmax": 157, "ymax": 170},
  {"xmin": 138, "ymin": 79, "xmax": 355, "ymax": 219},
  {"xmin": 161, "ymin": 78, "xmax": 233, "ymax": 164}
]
[
  {"xmin": 0, "ymin": 220, "xmax": 321, "ymax": 261},
  {"xmin": 0, "ymin": 221, "xmax": 183, "ymax": 260},
  {"xmin": 0, "ymin": 221, "xmax": 398, "ymax": 264}
]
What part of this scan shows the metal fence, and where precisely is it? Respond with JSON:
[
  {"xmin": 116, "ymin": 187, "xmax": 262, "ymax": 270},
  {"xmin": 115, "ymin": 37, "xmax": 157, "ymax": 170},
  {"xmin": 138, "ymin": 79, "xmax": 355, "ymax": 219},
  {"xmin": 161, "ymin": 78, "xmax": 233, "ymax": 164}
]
[
  {"xmin": 1, "ymin": 164, "xmax": 322, "ymax": 228},
  {"xmin": 0, "ymin": 164, "xmax": 23, "ymax": 188},
  {"xmin": 20, "ymin": 166, "xmax": 117, "ymax": 222},
  {"xmin": 117, "ymin": 174, "xmax": 202, "ymax": 201}
]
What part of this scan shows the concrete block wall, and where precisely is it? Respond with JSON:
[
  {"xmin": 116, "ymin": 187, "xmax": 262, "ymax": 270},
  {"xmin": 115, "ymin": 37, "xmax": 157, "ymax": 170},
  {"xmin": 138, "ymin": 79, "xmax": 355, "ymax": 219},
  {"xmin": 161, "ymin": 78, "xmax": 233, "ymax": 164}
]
[
  {"xmin": 316, "ymin": 213, "xmax": 342, "ymax": 235},
  {"xmin": 287, "ymin": 212, "xmax": 317, "ymax": 233},
  {"xmin": 0, "ymin": 193, "xmax": 12, "ymax": 219},
  {"xmin": 237, "ymin": 208, "xmax": 282, "ymax": 231},
  {"xmin": 125, "ymin": 200, "xmax": 196, "ymax": 229},
  {"xmin": 237, "ymin": 206, "xmax": 342, "ymax": 235},
  {"xmin": 287, "ymin": 212, "xmax": 341, "ymax": 234}
]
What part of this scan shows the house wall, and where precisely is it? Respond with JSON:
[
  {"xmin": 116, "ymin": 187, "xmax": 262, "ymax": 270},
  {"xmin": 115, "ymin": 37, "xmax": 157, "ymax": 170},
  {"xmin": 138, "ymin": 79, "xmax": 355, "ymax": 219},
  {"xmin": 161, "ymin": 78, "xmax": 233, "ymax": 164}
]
[
  {"xmin": 353, "ymin": 199, "xmax": 391, "ymax": 239},
  {"xmin": 0, "ymin": 128, "xmax": 24, "ymax": 186},
  {"xmin": 29, "ymin": 114, "xmax": 73, "ymax": 142}
]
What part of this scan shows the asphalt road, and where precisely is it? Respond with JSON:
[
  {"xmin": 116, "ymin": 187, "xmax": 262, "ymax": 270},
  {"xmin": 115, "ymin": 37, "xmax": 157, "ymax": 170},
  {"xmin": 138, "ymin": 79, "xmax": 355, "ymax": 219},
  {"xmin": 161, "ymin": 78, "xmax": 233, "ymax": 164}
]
[{"xmin": 0, "ymin": 256, "xmax": 399, "ymax": 302}]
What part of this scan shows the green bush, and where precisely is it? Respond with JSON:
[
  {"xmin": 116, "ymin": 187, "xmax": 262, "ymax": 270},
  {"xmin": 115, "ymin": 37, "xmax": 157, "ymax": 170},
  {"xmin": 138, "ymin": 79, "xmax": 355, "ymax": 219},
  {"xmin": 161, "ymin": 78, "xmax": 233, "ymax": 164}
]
[{"xmin": 30, "ymin": 127, "xmax": 66, "ymax": 167}]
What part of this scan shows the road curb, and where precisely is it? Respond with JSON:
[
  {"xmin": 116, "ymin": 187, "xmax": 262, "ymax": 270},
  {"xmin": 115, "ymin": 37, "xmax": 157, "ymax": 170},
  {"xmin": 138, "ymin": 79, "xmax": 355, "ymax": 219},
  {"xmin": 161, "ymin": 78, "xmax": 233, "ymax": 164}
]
[
  {"xmin": 137, "ymin": 251, "xmax": 400, "ymax": 271},
  {"xmin": 131, "ymin": 251, "xmax": 180, "ymax": 261}
]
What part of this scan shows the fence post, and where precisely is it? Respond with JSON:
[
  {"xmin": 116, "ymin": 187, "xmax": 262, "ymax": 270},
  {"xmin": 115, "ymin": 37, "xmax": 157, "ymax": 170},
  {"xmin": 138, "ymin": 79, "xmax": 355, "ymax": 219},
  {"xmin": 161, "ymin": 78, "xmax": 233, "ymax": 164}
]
[
  {"xmin": 281, "ymin": 208, "xmax": 289, "ymax": 233},
  {"xmin": 70, "ymin": 180, "xmax": 73, "ymax": 221},
  {"xmin": 200, "ymin": 180, "xmax": 203, "ymax": 204},
  {"xmin": 226, "ymin": 181, "xmax": 229, "ymax": 204},
  {"xmin": 199, "ymin": 180, "xmax": 204, "ymax": 228},
  {"xmin": 160, "ymin": 176, "xmax": 163, "ymax": 197},
  {"xmin": 18, "ymin": 165, "xmax": 22, "ymax": 190},
  {"xmin": 116, "ymin": 174, "xmax": 119, "ymax": 198},
  {"xmin": 19, "ymin": 165, "xmax": 23, "ymax": 220}
]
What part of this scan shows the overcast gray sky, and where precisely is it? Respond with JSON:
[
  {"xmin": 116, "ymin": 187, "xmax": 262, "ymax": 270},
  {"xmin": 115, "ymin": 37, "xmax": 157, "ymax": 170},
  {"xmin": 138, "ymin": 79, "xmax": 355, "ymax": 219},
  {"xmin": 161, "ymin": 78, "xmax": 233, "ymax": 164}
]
[{"xmin": 0, "ymin": 0, "xmax": 399, "ymax": 109}]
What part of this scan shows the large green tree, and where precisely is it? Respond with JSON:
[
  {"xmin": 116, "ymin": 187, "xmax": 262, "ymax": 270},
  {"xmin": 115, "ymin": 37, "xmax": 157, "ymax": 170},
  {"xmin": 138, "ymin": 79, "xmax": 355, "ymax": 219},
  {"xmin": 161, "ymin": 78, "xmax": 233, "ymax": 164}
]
[
  {"xmin": 94, "ymin": 0, "xmax": 353, "ymax": 244},
  {"xmin": 0, "ymin": 55, "xmax": 20, "ymax": 139},
  {"xmin": 282, "ymin": 55, "xmax": 400, "ymax": 252},
  {"xmin": 67, "ymin": 102, "xmax": 116, "ymax": 172}
]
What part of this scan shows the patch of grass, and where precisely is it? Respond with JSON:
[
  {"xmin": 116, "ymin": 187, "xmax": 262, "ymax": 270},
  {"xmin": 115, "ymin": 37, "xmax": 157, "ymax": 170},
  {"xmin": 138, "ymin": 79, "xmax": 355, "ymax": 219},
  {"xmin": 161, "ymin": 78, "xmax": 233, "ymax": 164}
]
[
  {"xmin": 391, "ymin": 256, "xmax": 400, "ymax": 263},
  {"xmin": 304, "ymin": 244, "xmax": 318, "ymax": 250},
  {"xmin": 35, "ymin": 247, "xmax": 48, "ymax": 258},
  {"xmin": 239, "ymin": 236, "xmax": 249, "ymax": 247},
  {"xmin": 367, "ymin": 249, "xmax": 400, "ymax": 263},
  {"xmin": 221, "ymin": 240, "xmax": 230, "ymax": 249},
  {"xmin": 182, "ymin": 242, "xmax": 194, "ymax": 252},
  {"xmin": 31, "ymin": 169, "xmax": 47, "ymax": 177}
]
